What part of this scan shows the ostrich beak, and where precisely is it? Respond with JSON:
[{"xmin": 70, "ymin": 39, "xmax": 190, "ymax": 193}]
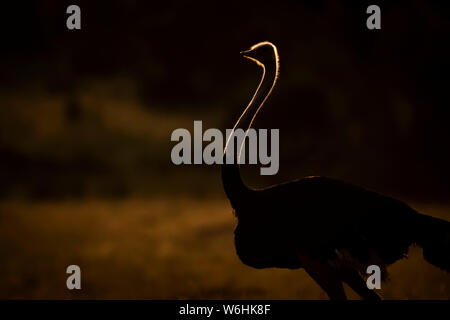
[{"xmin": 240, "ymin": 49, "xmax": 253, "ymax": 58}]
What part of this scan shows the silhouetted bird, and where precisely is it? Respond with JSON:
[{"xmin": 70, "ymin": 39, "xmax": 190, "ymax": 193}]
[{"xmin": 222, "ymin": 41, "xmax": 449, "ymax": 300}]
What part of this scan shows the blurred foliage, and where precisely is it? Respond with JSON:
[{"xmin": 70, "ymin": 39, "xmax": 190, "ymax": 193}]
[{"xmin": 0, "ymin": 0, "xmax": 450, "ymax": 199}]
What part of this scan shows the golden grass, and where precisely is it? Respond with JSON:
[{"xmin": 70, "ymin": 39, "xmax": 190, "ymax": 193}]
[{"xmin": 0, "ymin": 198, "xmax": 448, "ymax": 299}]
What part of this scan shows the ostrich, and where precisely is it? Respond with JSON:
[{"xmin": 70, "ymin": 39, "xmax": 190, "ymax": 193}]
[{"xmin": 222, "ymin": 41, "xmax": 450, "ymax": 300}]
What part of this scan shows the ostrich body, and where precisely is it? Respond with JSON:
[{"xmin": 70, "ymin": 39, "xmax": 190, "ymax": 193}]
[{"xmin": 222, "ymin": 42, "xmax": 450, "ymax": 300}]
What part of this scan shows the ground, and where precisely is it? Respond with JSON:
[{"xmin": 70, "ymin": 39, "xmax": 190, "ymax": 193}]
[{"xmin": 0, "ymin": 197, "xmax": 448, "ymax": 299}]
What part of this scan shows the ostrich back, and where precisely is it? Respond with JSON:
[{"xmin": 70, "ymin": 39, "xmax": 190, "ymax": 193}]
[{"xmin": 233, "ymin": 176, "xmax": 419, "ymax": 271}]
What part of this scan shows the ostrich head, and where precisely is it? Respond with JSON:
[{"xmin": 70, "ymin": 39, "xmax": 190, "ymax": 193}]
[{"xmin": 240, "ymin": 41, "xmax": 279, "ymax": 68}]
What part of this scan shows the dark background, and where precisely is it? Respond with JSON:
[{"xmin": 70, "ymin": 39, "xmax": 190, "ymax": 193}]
[{"xmin": 0, "ymin": 1, "xmax": 449, "ymax": 299}]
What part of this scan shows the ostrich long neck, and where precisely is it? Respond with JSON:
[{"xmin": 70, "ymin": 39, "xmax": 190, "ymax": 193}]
[{"xmin": 221, "ymin": 57, "xmax": 278, "ymax": 207}]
